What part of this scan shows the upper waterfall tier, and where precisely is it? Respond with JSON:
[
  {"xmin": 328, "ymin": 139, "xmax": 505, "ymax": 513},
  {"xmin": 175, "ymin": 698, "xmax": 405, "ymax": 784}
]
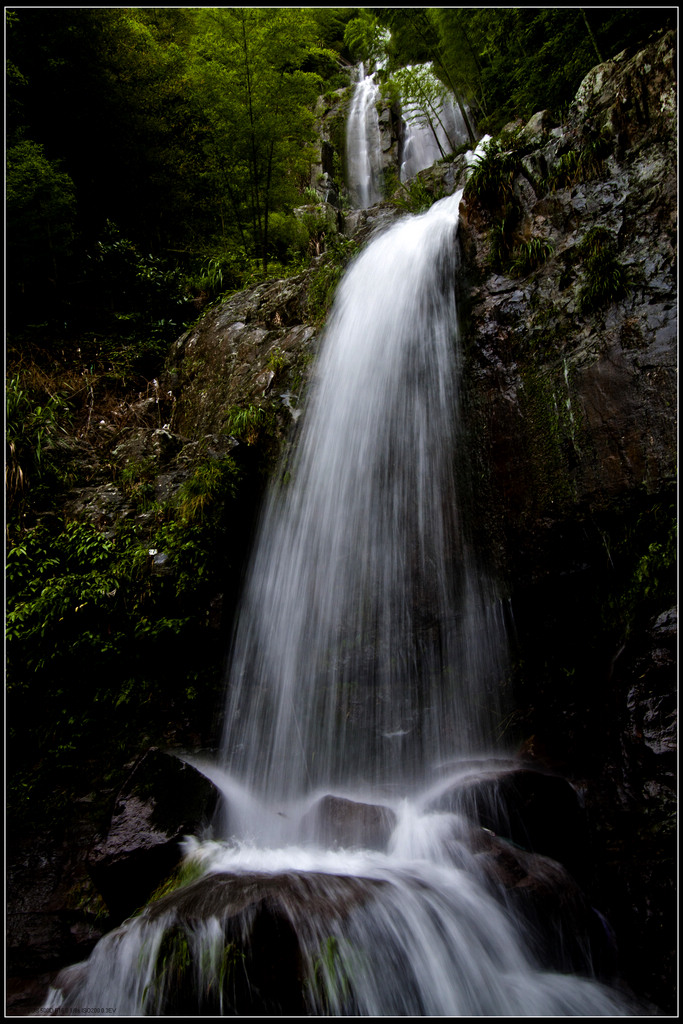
[
  {"xmin": 344, "ymin": 63, "xmax": 473, "ymax": 209},
  {"xmin": 345, "ymin": 63, "xmax": 384, "ymax": 208}
]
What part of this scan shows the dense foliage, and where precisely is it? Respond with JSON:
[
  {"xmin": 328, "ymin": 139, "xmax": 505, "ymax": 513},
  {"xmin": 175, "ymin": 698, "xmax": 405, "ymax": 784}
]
[
  {"xmin": 7, "ymin": 7, "xmax": 672, "ymax": 329},
  {"xmin": 369, "ymin": 8, "xmax": 676, "ymax": 134}
]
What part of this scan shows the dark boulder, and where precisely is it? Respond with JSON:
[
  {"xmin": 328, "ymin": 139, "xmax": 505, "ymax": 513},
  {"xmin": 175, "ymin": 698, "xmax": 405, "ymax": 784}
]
[
  {"xmin": 300, "ymin": 794, "xmax": 397, "ymax": 851},
  {"xmin": 6, "ymin": 813, "xmax": 110, "ymax": 1014},
  {"xmin": 471, "ymin": 830, "xmax": 618, "ymax": 981},
  {"xmin": 51, "ymin": 870, "xmax": 385, "ymax": 1016},
  {"xmin": 427, "ymin": 767, "xmax": 589, "ymax": 883},
  {"xmin": 87, "ymin": 749, "xmax": 220, "ymax": 921}
]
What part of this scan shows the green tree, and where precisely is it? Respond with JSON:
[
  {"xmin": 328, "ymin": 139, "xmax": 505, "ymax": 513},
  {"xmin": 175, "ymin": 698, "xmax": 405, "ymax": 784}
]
[
  {"xmin": 6, "ymin": 139, "xmax": 77, "ymax": 292},
  {"xmin": 389, "ymin": 64, "xmax": 458, "ymax": 157},
  {"xmin": 343, "ymin": 10, "xmax": 386, "ymax": 69},
  {"xmin": 374, "ymin": 9, "xmax": 477, "ymax": 144},
  {"xmin": 189, "ymin": 8, "xmax": 331, "ymax": 272},
  {"xmin": 375, "ymin": 7, "xmax": 675, "ymax": 137}
]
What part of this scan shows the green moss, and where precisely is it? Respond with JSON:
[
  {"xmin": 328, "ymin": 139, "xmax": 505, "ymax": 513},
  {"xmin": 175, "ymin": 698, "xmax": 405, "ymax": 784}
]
[
  {"xmin": 518, "ymin": 365, "xmax": 579, "ymax": 516},
  {"xmin": 66, "ymin": 875, "xmax": 110, "ymax": 923},
  {"xmin": 601, "ymin": 493, "xmax": 677, "ymax": 639},
  {"xmin": 146, "ymin": 857, "xmax": 206, "ymax": 907},
  {"xmin": 143, "ymin": 927, "xmax": 193, "ymax": 1013},
  {"xmin": 306, "ymin": 935, "xmax": 355, "ymax": 1014},
  {"xmin": 306, "ymin": 236, "xmax": 360, "ymax": 326}
]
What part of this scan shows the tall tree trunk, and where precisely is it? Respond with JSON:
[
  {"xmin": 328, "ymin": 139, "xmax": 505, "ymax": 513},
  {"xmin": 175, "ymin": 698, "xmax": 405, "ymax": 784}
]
[{"xmin": 580, "ymin": 8, "xmax": 604, "ymax": 64}]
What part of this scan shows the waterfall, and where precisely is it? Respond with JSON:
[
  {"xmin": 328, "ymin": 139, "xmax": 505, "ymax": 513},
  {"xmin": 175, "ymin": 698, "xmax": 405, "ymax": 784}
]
[
  {"xmin": 401, "ymin": 93, "xmax": 469, "ymax": 181},
  {"xmin": 43, "ymin": 191, "xmax": 638, "ymax": 1017},
  {"xmin": 398, "ymin": 64, "xmax": 471, "ymax": 182},
  {"xmin": 346, "ymin": 63, "xmax": 384, "ymax": 208},
  {"xmin": 220, "ymin": 187, "xmax": 506, "ymax": 815}
]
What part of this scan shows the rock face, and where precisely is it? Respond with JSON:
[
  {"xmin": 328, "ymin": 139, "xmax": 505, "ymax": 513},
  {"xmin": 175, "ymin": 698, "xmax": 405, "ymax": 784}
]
[
  {"xmin": 169, "ymin": 272, "xmax": 318, "ymax": 441},
  {"xmin": 7, "ymin": 814, "xmax": 110, "ymax": 1015},
  {"xmin": 452, "ymin": 31, "xmax": 676, "ymax": 1012},
  {"xmin": 88, "ymin": 749, "xmax": 220, "ymax": 922},
  {"xmin": 458, "ymin": 32, "xmax": 676, "ymax": 565},
  {"xmin": 428, "ymin": 767, "xmax": 589, "ymax": 884},
  {"xmin": 471, "ymin": 831, "xmax": 619, "ymax": 982}
]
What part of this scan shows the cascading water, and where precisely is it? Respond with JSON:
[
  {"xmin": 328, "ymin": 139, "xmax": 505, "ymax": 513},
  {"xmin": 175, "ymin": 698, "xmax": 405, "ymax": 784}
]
[
  {"xmin": 346, "ymin": 63, "xmax": 384, "ymax": 208},
  {"xmin": 401, "ymin": 93, "xmax": 469, "ymax": 181},
  {"xmin": 220, "ymin": 187, "xmax": 507, "ymax": 818},
  {"xmin": 44, "ymin": 189, "xmax": 638, "ymax": 1017}
]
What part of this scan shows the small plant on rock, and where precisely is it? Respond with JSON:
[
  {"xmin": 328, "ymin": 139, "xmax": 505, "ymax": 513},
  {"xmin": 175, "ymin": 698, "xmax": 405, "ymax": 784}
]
[
  {"xmin": 577, "ymin": 226, "xmax": 631, "ymax": 312},
  {"xmin": 486, "ymin": 205, "xmax": 520, "ymax": 273},
  {"xmin": 509, "ymin": 237, "xmax": 554, "ymax": 278},
  {"xmin": 390, "ymin": 175, "xmax": 444, "ymax": 215},
  {"xmin": 464, "ymin": 138, "xmax": 519, "ymax": 212},
  {"xmin": 306, "ymin": 236, "xmax": 361, "ymax": 326}
]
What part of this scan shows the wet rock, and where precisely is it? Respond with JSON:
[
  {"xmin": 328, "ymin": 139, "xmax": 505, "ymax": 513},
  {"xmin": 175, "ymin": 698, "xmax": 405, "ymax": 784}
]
[
  {"xmin": 459, "ymin": 32, "xmax": 676, "ymax": 620},
  {"xmin": 147, "ymin": 869, "xmax": 383, "ymax": 926},
  {"xmin": 6, "ymin": 970, "xmax": 64, "ymax": 1017},
  {"xmin": 111, "ymin": 426, "xmax": 184, "ymax": 467},
  {"xmin": 428, "ymin": 768, "xmax": 588, "ymax": 882},
  {"xmin": 300, "ymin": 794, "xmax": 397, "ymax": 851},
  {"xmin": 7, "ymin": 813, "xmax": 110, "ymax": 1009},
  {"xmin": 472, "ymin": 832, "xmax": 618, "ymax": 979},
  {"xmin": 522, "ymin": 108, "xmax": 556, "ymax": 144},
  {"xmin": 620, "ymin": 606, "xmax": 677, "ymax": 762},
  {"xmin": 64, "ymin": 482, "xmax": 133, "ymax": 528},
  {"xmin": 88, "ymin": 749, "xmax": 220, "ymax": 921},
  {"xmin": 52, "ymin": 870, "xmax": 385, "ymax": 1016},
  {"xmin": 144, "ymin": 872, "xmax": 378, "ymax": 1013}
]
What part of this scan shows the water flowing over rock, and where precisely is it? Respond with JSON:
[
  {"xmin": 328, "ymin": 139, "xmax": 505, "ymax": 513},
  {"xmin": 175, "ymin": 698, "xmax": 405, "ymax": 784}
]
[
  {"xmin": 220, "ymin": 188, "xmax": 509, "ymax": 806},
  {"xmin": 346, "ymin": 64, "xmax": 384, "ymax": 208},
  {"xmin": 43, "ymin": 188, "xmax": 640, "ymax": 1018},
  {"xmin": 47, "ymin": 842, "xmax": 636, "ymax": 1017}
]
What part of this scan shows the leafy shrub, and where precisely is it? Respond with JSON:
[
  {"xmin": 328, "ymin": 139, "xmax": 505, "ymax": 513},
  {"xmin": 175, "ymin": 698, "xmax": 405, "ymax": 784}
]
[
  {"xmin": 508, "ymin": 237, "xmax": 554, "ymax": 277},
  {"xmin": 390, "ymin": 175, "xmax": 444, "ymax": 215},
  {"xmin": 267, "ymin": 212, "xmax": 312, "ymax": 263},
  {"xmin": 6, "ymin": 450, "xmax": 246, "ymax": 824},
  {"xmin": 464, "ymin": 138, "xmax": 519, "ymax": 211},
  {"xmin": 6, "ymin": 139, "xmax": 77, "ymax": 290},
  {"xmin": 306, "ymin": 236, "xmax": 361, "ymax": 325},
  {"xmin": 577, "ymin": 226, "xmax": 631, "ymax": 312},
  {"xmin": 6, "ymin": 373, "xmax": 72, "ymax": 516}
]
